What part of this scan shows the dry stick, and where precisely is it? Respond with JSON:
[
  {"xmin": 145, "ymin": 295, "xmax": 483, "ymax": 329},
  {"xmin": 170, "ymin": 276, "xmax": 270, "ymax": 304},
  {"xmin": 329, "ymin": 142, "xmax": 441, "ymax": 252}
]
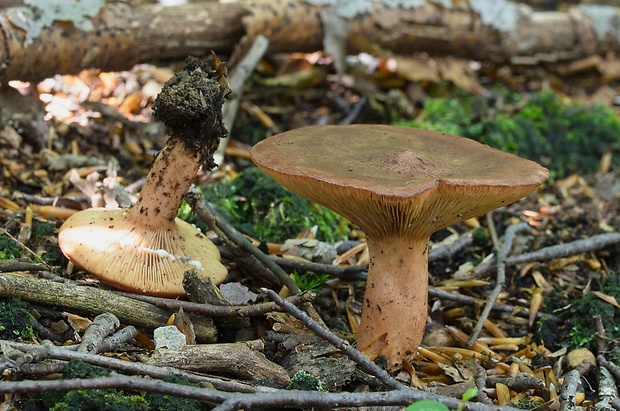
[
  {"xmin": 427, "ymin": 287, "xmax": 557, "ymax": 320},
  {"xmin": 467, "ymin": 222, "xmax": 532, "ymax": 347},
  {"xmin": 598, "ymin": 366, "xmax": 618, "ymax": 410},
  {"xmin": 2, "ymin": 340, "xmax": 271, "ymax": 394},
  {"xmin": 267, "ymin": 230, "xmax": 555, "ymax": 320},
  {"xmin": 0, "ymin": 259, "xmax": 48, "ymax": 273},
  {"xmin": 77, "ymin": 313, "xmax": 120, "ymax": 354},
  {"xmin": 559, "ymin": 369, "xmax": 581, "ymax": 411},
  {"xmin": 215, "ymin": 34, "xmax": 269, "ymax": 164},
  {"xmin": 188, "ymin": 193, "xmax": 300, "ymax": 293},
  {"xmin": 269, "ymin": 256, "xmax": 368, "ymax": 279},
  {"xmin": 0, "ymin": 228, "xmax": 53, "ymax": 271},
  {"xmin": 598, "ymin": 355, "xmax": 620, "ymax": 380},
  {"xmin": 473, "ymin": 232, "xmax": 620, "ymax": 277},
  {"xmin": 97, "ymin": 326, "xmax": 139, "ymax": 353},
  {"xmin": 268, "ymin": 231, "xmax": 474, "ymax": 280},
  {"xmin": 0, "ymin": 374, "xmax": 230, "ymax": 404},
  {"xmin": 115, "ymin": 290, "xmax": 313, "ymax": 317},
  {"xmin": 0, "ymin": 273, "xmax": 217, "ymax": 342},
  {"xmin": 594, "ymin": 315, "xmax": 608, "ymax": 355},
  {"xmin": 0, "ymin": 372, "xmax": 520, "ymax": 411},
  {"xmin": 475, "ymin": 361, "xmax": 493, "ymax": 405},
  {"xmin": 260, "ymin": 288, "xmax": 404, "ymax": 391}
]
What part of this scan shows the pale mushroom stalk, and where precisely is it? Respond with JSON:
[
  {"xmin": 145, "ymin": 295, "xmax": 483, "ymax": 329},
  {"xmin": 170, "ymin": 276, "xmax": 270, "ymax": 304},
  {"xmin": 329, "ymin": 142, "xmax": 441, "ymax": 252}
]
[
  {"xmin": 132, "ymin": 140, "xmax": 201, "ymax": 228},
  {"xmin": 59, "ymin": 57, "xmax": 230, "ymax": 297},
  {"xmin": 361, "ymin": 236, "xmax": 429, "ymax": 362},
  {"xmin": 250, "ymin": 124, "xmax": 549, "ymax": 368}
]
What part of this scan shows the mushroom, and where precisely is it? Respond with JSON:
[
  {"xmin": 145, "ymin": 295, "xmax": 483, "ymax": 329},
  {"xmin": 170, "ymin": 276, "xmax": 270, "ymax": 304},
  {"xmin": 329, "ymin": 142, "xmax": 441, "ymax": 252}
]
[
  {"xmin": 250, "ymin": 124, "xmax": 548, "ymax": 366},
  {"xmin": 59, "ymin": 57, "xmax": 229, "ymax": 297}
]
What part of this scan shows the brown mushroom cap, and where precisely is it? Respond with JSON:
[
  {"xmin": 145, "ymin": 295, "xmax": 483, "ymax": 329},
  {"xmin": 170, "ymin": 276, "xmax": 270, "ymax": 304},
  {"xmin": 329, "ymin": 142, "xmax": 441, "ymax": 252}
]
[
  {"xmin": 59, "ymin": 208, "xmax": 227, "ymax": 297},
  {"xmin": 251, "ymin": 124, "xmax": 548, "ymax": 366},
  {"xmin": 250, "ymin": 124, "xmax": 549, "ymax": 239}
]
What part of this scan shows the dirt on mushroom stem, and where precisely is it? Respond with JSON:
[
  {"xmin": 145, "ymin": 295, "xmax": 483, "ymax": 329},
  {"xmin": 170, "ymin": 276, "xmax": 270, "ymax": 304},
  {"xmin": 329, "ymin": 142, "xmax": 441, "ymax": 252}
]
[{"xmin": 151, "ymin": 55, "xmax": 230, "ymax": 168}]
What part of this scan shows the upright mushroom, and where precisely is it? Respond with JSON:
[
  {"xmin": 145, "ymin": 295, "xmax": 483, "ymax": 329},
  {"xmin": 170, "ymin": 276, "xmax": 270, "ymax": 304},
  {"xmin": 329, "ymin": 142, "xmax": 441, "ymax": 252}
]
[
  {"xmin": 59, "ymin": 57, "xmax": 229, "ymax": 297},
  {"xmin": 251, "ymin": 124, "xmax": 548, "ymax": 367}
]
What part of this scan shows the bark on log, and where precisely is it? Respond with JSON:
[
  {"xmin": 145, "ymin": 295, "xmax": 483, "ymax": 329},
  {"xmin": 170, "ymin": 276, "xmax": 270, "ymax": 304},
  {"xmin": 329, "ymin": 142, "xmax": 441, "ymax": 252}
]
[
  {"xmin": 0, "ymin": 0, "xmax": 618, "ymax": 83},
  {"xmin": 147, "ymin": 341, "xmax": 290, "ymax": 384},
  {"xmin": 0, "ymin": 272, "xmax": 218, "ymax": 342}
]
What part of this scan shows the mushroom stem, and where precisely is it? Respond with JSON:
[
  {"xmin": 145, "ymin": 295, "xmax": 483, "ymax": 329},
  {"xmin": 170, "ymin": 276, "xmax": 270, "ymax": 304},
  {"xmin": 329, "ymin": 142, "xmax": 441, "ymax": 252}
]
[
  {"xmin": 130, "ymin": 138, "xmax": 200, "ymax": 229},
  {"xmin": 357, "ymin": 235, "xmax": 429, "ymax": 366}
]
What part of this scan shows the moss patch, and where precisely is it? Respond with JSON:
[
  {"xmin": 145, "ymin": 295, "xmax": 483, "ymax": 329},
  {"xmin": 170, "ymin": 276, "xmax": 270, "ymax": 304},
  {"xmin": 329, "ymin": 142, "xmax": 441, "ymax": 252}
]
[
  {"xmin": 395, "ymin": 90, "xmax": 620, "ymax": 177},
  {"xmin": 179, "ymin": 167, "xmax": 350, "ymax": 243}
]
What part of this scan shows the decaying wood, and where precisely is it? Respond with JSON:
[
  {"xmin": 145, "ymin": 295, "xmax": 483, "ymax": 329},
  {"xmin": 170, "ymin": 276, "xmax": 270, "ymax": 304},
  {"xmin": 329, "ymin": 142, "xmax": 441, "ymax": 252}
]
[
  {"xmin": 0, "ymin": 0, "xmax": 619, "ymax": 83},
  {"xmin": 3, "ymin": 339, "xmax": 272, "ymax": 393},
  {"xmin": 77, "ymin": 312, "xmax": 120, "ymax": 354},
  {"xmin": 147, "ymin": 340, "xmax": 290, "ymax": 385},
  {"xmin": 0, "ymin": 272, "xmax": 218, "ymax": 342}
]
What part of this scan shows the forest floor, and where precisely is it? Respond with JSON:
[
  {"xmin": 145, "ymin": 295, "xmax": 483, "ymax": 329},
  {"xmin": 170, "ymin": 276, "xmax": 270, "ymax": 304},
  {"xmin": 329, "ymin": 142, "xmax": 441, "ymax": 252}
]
[{"xmin": 0, "ymin": 50, "xmax": 620, "ymax": 411}]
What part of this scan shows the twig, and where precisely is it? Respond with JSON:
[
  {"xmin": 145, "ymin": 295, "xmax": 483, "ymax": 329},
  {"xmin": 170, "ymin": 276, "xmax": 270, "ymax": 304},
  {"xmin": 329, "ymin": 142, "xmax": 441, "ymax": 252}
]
[
  {"xmin": 77, "ymin": 313, "xmax": 120, "ymax": 354},
  {"xmin": 261, "ymin": 288, "xmax": 405, "ymax": 391},
  {"xmin": 598, "ymin": 355, "xmax": 620, "ymax": 380},
  {"xmin": 475, "ymin": 361, "xmax": 493, "ymax": 404},
  {"xmin": 0, "ymin": 273, "xmax": 217, "ymax": 341},
  {"xmin": 187, "ymin": 193, "xmax": 300, "ymax": 294},
  {"xmin": 428, "ymin": 231, "xmax": 475, "ymax": 262},
  {"xmin": 594, "ymin": 315, "xmax": 608, "ymax": 355},
  {"xmin": 340, "ymin": 96, "xmax": 367, "ymax": 124},
  {"xmin": 0, "ymin": 373, "xmax": 522, "ymax": 411},
  {"xmin": 2, "ymin": 340, "xmax": 271, "ymax": 393},
  {"xmin": 269, "ymin": 256, "xmax": 368, "ymax": 280},
  {"xmin": 467, "ymin": 222, "xmax": 531, "ymax": 346},
  {"xmin": 115, "ymin": 290, "xmax": 313, "ymax": 317},
  {"xmin": 0, "ymin": 259, "xmax": 48, "ymax": 273},
  {"xmin": 597, "ymin": 366, "xmax": 618, "ymax": 410},
  {"xmin": 485, "ymin": 212, "xmax": 500, "ymax": 253},
  {"xmin": 559, "ymin": 369, "xmax": 581, "ymax": 411},
  {"xmin": 473, "ymin": 232, "xmax": 620, "ymax": 277},
  {"xmin": 215, "ymin": 34, "xmax": 270, "ymax": 165},
  {"xmin": 97, "ymin": 326, "xmax": 139, "ymax": 353},
  {"xmin": 427, "ymin": 287, "xmax": 557, "ymax": 320},
  {"xmin": 267, "ymin": 231, "xmax": 473, "ymax": 280},
  {"xmin": 0, "ymin": 228, "xmax": 52, "ymax": 271},
  {"xmin": 31, "ymin": 318, "xmax": 65, "ymax": 342}
]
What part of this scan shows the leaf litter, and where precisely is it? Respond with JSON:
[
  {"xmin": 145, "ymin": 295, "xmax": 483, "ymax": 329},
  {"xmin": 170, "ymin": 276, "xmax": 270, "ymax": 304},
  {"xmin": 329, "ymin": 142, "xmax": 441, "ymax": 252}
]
[{"xmin": 0, "ymin": 48, "xmax": 619, "ymax": 410}]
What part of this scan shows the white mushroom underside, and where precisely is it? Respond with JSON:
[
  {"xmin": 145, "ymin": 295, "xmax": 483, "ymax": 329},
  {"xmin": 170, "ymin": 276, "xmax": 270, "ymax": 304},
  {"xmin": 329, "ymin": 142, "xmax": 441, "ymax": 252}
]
[{"xmin": 59, "ymin": 208, "xmax": 227, "ymax": 296}]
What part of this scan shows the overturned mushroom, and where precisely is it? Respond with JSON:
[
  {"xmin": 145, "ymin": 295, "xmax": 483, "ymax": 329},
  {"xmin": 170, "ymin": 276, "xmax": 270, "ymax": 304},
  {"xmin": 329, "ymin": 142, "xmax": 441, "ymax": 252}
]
[
  {"xmin": 251, "ymin": 124, "xmax": 548, "ymax": 367},
  {"xmin": 59, "ymin": 57, "xmax": 229, "ymax": 297}
]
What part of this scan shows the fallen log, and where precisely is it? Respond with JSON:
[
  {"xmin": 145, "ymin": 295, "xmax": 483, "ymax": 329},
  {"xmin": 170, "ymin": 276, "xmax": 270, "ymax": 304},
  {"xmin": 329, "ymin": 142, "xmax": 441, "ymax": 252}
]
[{"xmin": 0, "ymin": 0, "xmax": 618, "ymax": 82}]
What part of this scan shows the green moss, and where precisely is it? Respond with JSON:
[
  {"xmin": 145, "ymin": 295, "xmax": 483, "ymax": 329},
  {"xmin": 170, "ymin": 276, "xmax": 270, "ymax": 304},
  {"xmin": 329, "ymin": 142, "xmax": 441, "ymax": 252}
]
[
  {"xmin": 510, "ymin": 395, "xmax": 545, "ymax": 410},
  {"xmin": 144, "ymin": 375, "xmax": 207, "ymax": 411},
  {"xmin": 566, "ymin": 272, "xmax": 620, "ymax": 350},
  {"xmin": 42, "ymin": 361, "xmax": 206, "ymax": 411},
  {"xmin": 179, "ymin": 167, "xmax": 350, "ymax": 243},
  {"xmin": 0, "ymin": 234, "xmax": 22, "ymax": 259},
  {"xmin": 0, "ymin": 298, "xmax": 35, "ymax": 341},
  {"xmin": 33, "ymin": 222, "xmax": 55, "ymax": 237},
  {"xmin": 395, "ymin": 90, "xmax": 620, "ymax": 176},
  {"xmin": 49, "ymin": 390, "xmax": 148, "ymax": 411},
  {"xmin": 40, "ymin": 243, "xmax": 64, "ymax": 265},
  {"xmin": 294, "ymin": 271, "xmax": 330, "ymax": 291},
  {"xmin": 287, "ymin": 370, "xmax": 326, "ymax": 392},
  {"xmin": 41, "ymin": 361, "xmax": 111, "ymax": 410}
]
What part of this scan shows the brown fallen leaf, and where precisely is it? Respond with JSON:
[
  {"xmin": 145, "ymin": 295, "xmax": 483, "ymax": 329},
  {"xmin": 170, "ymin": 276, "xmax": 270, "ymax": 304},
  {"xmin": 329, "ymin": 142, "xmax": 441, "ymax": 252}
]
[{"xmin": 593, "ymin": 290, "xmax": 620, "ymax": 308}]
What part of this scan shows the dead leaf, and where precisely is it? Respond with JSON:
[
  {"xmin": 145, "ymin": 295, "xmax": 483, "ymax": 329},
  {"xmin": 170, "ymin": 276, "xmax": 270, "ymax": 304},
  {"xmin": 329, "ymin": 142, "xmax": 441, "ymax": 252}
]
[{"xmin": 593, "ymin": 290, "xmax": 620, "ymax": 308}]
